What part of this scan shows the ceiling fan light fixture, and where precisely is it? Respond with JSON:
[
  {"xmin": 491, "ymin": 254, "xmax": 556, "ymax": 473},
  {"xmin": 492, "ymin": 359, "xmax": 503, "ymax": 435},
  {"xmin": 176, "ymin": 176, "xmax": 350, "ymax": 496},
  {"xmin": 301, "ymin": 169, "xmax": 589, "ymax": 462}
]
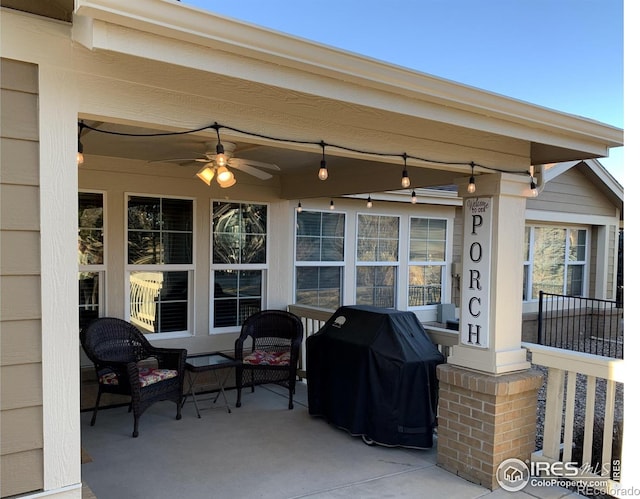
[
  {"xmin": 196, "ymin": 165, "xmax": 215, "ymax": 186},
  {"xmin": 217, "ymin": 169, "xmax": 236, "ymax": 188},
  {"xmin": 216, "ymin": 165, "xmax": 233, "ymax": 183}
]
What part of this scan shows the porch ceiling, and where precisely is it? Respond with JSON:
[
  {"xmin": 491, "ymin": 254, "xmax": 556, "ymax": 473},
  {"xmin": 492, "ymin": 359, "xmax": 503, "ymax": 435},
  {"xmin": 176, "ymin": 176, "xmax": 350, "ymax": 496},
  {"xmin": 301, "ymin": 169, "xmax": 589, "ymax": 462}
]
[{"xmin": 14, "ymin": 0, "xmax": 620, "ymax": 200}]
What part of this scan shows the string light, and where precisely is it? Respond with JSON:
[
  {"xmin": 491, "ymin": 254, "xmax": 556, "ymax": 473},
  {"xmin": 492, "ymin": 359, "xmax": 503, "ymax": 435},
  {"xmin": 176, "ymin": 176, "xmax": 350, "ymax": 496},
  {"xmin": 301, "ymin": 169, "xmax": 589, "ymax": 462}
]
[
  {"xmin": 212, "ymin": 124, "xmax": 228, "ymax": 167},
  {"xmin": 318, "ymin": 141, "xmax": 328, "ymax": 180},
  {"xmin": 467, "ymin": 162, "xmax": 476, "ymax": 194},
  {"xmin": 530, "ymin": 175, "xmax": 539, "ymax": 197},
  {"xmin": 401, "ymin": 153, "xmax": 410, "ymax": 188},
  {"xmin": 329, "ymin": 199, "xmax": 335, "ymax": 210},
  {"xmin": 78, "ymin": 120, "xmax": 534, "ymax": 187},
  {"xmin": 366, "ymin": 195, "xmax": 373, "ymax": 208},
  {"xmin": 77, "ymin": 121, "xmax": 85, "ymax": 165},
  {"xmin": 297, "ymin": 201, "xmax": 303, "ymax": 213},
  {"xmin": 411, "ymin": 190, "xmax": 417, "ymax": 204}
]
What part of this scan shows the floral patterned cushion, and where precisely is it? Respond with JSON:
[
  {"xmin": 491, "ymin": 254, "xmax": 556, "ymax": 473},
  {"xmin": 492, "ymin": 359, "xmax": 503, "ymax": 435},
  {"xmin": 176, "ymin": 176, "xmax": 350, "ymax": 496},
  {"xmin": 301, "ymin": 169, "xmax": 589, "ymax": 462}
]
[
  {"xmin": 243, "ymin": 350, "xmax": 290, "ymax": 366},
  {"xmin": 98, "ymin": 367, "xmax": 178, "ymax": 387}
]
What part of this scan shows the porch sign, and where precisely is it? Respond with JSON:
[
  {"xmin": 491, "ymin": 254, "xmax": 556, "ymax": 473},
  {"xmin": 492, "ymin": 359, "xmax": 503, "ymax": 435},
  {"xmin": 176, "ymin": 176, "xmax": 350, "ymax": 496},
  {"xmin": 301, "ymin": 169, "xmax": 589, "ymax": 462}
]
[{"xmin": 460, "ymin": 197, "xmax": 492, "ymax": 348}]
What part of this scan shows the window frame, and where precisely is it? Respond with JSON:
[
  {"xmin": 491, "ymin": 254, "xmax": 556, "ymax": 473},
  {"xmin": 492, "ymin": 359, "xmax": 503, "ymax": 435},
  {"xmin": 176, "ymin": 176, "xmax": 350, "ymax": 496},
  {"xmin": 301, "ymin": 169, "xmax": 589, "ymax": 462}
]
[
  {"xmin": 209, "ymin": 200, "xmax": 269, "ymax": 334},
  {"xmin": 355, "ymin": 211, "xmax": 400, "ymax": 309},
  {"xmin": 124, "ymin": 192, "xmax": 196, "ymax": 339},
  {"xmin": 523, "ymin": 224, "xmax": 589, "ymax": 301},
  {"xmin": 78, "ymin": 190, "xmax": 106, "ymax": 330},
  {"xmin": 407, "ymin": 216, "xmax": 448, "ymax": 309},
  {"xmin": 294, "ymin": 208, "xmax": 346, "ymax": 310}
]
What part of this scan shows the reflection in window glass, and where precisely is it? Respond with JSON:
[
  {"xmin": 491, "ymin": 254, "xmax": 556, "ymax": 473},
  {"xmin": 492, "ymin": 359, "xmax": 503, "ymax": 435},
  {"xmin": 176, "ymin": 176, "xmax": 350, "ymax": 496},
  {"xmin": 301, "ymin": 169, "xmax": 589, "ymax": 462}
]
[
  {"xmin": 408, "ymin": 218, "xmax": 446, "ymax": 307},
  {"xmin": 213, "ymin": 270, "xmax": 262, "ymax": 327},
  {"xmin": 356, "ymin": 214, "xmax": 399, "ymax": 307},
  {"xmin": 127, "ymin": 195, "xmax": 194, "ymax": 334},
  {"xmin": 212, "ymin": 202, "xmax": 267, "ymax": 265},
  {"xmin": 128, "ymin": 196, "xmax": 193, "ymax": 265},
  {"xmin": 79, "ymin": 192, "xmax": 104, "ymax": 329},
  {"xmin": 357, "ymin": 214, "xmax": 399, "ymax": 262},
  {"xmin": 295, "ymin": 210, "xmax": 345, "ymax": 309},
  {"xmin": 524, "ymin": 226, "xmax": 588, "ymax": 300},
  {"xmin": 295, "ymin": 266, "xmax": 342, "ymax": 309},
  {"xmin": 211, "ymin": 202, "xmax": 267, "ymax": 329},
  {"xmin": 356, "ymin": 266, "xmax": 396, "ymax": 308}
]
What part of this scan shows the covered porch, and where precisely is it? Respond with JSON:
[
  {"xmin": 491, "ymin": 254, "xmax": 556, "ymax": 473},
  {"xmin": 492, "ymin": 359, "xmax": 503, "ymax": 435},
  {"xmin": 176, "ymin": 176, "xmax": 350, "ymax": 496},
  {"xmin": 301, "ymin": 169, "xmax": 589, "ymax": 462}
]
[
  {"xmin": 80, "ymin": 382, "xmax": 583, "ymax": 499},
  {"xmin": 0, "ymin": 1, "xmax": 625, "ymax": 498}
]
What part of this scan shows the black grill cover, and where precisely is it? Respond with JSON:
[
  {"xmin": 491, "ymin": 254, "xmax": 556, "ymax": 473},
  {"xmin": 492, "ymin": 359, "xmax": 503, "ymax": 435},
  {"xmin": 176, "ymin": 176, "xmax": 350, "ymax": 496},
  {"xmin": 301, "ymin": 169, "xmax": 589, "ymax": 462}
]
[{"xmin": 306, "ymin": 305, "xmax": 445, "ymax": 449}]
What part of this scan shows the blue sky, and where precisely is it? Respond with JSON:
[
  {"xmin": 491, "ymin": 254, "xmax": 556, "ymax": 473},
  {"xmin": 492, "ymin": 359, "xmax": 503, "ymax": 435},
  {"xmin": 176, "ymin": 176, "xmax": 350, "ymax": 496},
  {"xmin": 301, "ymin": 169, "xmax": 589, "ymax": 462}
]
[{"xmin": 184, "ymin": 0, "xmax": 624, "ymax": 184}]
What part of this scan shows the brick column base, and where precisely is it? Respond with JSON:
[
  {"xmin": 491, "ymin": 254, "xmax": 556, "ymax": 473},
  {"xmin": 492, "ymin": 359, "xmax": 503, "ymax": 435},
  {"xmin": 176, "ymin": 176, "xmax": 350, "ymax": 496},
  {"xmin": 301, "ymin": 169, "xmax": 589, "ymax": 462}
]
[{"xmin": 436, "ymin": 364, "xmax": 543, "ymax": 490}]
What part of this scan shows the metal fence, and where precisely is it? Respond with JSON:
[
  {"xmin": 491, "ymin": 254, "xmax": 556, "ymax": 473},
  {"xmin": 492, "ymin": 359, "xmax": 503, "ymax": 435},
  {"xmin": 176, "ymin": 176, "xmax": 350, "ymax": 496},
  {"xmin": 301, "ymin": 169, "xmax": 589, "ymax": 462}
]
[{"xmin": 537, "ymin": 291, "xmax": 623, "ymax": 359}]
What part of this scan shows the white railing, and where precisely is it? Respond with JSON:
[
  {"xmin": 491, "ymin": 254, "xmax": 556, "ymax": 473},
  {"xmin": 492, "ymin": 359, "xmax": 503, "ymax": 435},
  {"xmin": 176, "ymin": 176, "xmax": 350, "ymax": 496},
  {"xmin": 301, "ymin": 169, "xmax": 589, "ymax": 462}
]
[
  {"xmin": 523, "ymin": 342, "xmax": 625, "ymax": 495},
  {"xmin": 130, "ymin": 272, "xmax": 164, "ymax": 333},
  {"xmin": 287, "ymin": 305, "xmax": 332, "ymax": 378},
  {"xmin": 287, "ymin": 305, "xmax": 459, "ymax": 377}
]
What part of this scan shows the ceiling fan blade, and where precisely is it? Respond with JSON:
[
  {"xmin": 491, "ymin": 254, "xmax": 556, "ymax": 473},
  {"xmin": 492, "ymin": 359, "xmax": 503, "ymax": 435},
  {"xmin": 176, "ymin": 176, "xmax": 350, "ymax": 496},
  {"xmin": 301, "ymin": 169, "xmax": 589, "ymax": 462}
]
[
  {"xmin": 229, "ymin": 158, "xmax": 280, "ymax": 171},
  {"xmin": 147, "ymin": 157, "xmax": 209, "ymax": 165},
  {"xmin": 229, "ymin": 162, "xmax": 274, "ymax": 180}
]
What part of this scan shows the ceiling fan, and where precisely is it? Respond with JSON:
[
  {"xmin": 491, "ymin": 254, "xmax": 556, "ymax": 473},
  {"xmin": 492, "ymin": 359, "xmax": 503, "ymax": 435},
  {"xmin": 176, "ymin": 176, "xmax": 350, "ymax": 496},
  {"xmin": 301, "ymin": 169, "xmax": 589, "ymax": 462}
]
[{"xmin": 152, "ymin": 141, "xmax": 280, "ymax": 187}]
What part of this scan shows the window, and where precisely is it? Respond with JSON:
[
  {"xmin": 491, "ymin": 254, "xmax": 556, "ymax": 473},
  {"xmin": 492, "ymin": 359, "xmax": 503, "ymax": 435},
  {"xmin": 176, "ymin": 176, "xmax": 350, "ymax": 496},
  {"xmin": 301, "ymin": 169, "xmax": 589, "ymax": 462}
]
[
  {"xmin": 408, "ymin": 217, "xmax": 446, "ymax": 306},
  {"xmin": 79, "ymin": 192, "xmax": 105, "ymax": 330},
  {"xmin": 295, "ymin": 210, "xmax": 345, "ymax": 309},
  {"xmin": 126, "ymin": 195, "xmax": 194, "ymax": 334},
  {"xmin": 523, "ymin": 226, "xmax": 588, "ymax": 300},
  {"xmin": 356, "ymin": 214, "xmax": 399, "ymax": 308},
  {"xmin": 211, "ymin": 201, "xmax": 267, "ymax": 329}
]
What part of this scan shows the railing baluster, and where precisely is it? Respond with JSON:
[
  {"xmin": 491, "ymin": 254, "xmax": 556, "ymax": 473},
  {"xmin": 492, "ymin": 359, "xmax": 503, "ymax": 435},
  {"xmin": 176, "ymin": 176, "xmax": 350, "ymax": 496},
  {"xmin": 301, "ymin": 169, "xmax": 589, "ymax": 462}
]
[
  {"xmin": 563, "ymin": 371, "xmax": 577, "ymax": 463},
  {"xmin": 602, "ymin": 378, "xmax": 616, "ymax": 476},
  {"xmin": 543, "ymin": 367, "xmax": 566, "ymax": 461},
  {"xmin": 582, "ymin": 375, "xmax": 596, "ymax": 467}
]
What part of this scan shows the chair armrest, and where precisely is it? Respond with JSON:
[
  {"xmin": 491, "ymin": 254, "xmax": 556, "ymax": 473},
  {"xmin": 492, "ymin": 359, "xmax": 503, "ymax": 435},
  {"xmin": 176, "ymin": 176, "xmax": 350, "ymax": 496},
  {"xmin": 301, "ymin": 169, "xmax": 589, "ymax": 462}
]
[
  {"xmin": 234, "ymin": 337, "xmax": 246, "ymax": 361},
  {"xmin": 150, "ymin": 347, "xmax": 187, "ymax": 373}
]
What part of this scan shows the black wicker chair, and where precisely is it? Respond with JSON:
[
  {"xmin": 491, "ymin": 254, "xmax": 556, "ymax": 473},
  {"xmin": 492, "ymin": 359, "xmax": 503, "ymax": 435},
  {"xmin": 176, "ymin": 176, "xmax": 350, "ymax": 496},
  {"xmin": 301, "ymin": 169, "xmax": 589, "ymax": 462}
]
[
  {"xmin": 235, "ymin": 310, "xmax": 303, "ymax": 410},
  {"xmin": 80, "ymin": 317, "xmax": 187, "ymax": 437}
]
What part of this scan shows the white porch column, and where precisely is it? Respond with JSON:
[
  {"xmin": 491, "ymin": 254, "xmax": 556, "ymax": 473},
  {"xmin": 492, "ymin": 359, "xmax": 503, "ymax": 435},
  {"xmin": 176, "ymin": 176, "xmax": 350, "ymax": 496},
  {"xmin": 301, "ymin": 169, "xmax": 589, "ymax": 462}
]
[{"xmin": 447, "ymin": 172, "xmax": 531, "ymax": 374}]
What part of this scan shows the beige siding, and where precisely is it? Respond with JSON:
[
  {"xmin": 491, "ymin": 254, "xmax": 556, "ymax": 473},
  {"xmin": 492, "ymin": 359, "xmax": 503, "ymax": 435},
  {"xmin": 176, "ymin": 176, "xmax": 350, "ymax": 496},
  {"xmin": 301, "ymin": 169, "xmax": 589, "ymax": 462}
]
[
  {"xmin": 0, "ymin": 58, "xmax": 43, "ymax": 498},
  {"xmin": 607, "ymin": 224, "xmax": 616, "ymax": 299},
  {"xmin": 590, "ymin": 228, "xmax": 598, "ymax": 297},
  {"xmin": 527, "ymin": 167, "xmax": 616, "ymax": 217}
]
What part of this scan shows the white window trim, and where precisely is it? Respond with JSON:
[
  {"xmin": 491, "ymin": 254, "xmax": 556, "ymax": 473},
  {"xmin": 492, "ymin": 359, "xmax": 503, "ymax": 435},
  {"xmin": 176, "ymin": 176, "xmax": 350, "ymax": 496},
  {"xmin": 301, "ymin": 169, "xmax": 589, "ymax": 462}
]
[
  {"xmin": 124, "ymin": 192, "xmax": 196, "ymax": 338},
  {"xmin": 293, "ymin": 208, "xmax": 346, "ymax": 309},
  {"xmin": 209, "ymin": 199, "xmax": 270, "ymax": 335},
  {"xmin": 523, "ymin": 224, "xmax": 590, "ymax": 302},
  {"xmin": 407, "ymin": 216, "xmax": 448, "ymax": 311},
  {"xmin": 355, "ymin": 212, "xmax": 401, "ymax": 308},
  {"xmin": 79, "ymin": 189, "xmax": 107, "ymax": 324}
]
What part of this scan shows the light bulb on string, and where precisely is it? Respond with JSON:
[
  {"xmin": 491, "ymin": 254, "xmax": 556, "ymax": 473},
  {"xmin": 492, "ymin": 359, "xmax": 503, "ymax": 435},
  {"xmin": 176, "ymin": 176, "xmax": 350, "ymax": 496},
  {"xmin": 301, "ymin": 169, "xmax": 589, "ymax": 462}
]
[
  {"xmin": 318, "ymin": 141, "xmax": 328, "ymax": 180},
  {"xmin": 467, "ymin": 162, "xmax": 476, "ymax": 194},
  {"xmin": 366, "ymin": 195, "xmax": 372, "ymax": 209},
  {"xmin": 401, "ymin": 153, "xmax": 411, "ymax": 188},
  {"xmin": 411, "ymin": 190, "xmax": 417, "ymax": 204},
  {"xmin": 296, "ymin": 201, "xmax": 303, "ymax": 213}
]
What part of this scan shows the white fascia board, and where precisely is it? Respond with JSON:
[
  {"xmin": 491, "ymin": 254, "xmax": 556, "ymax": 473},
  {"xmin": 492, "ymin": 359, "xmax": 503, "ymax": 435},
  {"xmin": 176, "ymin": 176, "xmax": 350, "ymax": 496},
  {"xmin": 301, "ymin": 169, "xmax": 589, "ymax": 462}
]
[
  {"xmin": 73, "ymin": 0, "xmax": 623, "ymax": 153},
  {"xmin": 541, "ymin": 159, "xmax": 623, "ymax": 202}
]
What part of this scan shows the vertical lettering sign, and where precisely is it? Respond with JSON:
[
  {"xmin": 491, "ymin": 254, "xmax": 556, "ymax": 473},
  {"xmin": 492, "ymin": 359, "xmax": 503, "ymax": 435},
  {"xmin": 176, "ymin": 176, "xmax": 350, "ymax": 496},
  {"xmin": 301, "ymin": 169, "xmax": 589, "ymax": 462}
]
[{"xmin": 460, "ymin": 198, "xmax": 491, "ymax": 348}]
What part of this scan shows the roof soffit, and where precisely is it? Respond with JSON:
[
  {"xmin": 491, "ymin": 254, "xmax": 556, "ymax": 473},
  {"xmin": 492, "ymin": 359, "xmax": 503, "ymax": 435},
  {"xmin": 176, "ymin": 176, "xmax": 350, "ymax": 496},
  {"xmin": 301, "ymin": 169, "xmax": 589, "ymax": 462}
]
[{"xmin": 74, "ymin": 0, "xmax": 623, "ymax": 164}]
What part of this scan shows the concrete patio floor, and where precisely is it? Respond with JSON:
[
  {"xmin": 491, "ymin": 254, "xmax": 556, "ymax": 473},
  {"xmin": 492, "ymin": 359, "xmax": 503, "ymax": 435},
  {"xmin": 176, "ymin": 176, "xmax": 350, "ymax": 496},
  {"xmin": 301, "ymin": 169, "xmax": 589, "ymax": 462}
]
[{"xmin": 81, "ymin": 382, "xmax": 585, "ymax": 499}]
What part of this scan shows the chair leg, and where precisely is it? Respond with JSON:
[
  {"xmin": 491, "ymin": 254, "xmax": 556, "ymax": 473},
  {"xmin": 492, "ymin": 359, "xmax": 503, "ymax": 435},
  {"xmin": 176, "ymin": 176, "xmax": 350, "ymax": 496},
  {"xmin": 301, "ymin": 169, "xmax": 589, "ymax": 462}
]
[
  {"xmin": 175, "ymin": 397, "xmax": 182, "ymax": 421},
  {"xmin": 132, "ymin": 417, "xmax": 139, "ymax": 438},
  {"xmin": 235, "ymin": 366, "xmax": 243, "ymax": 408},
  {"xmin": 90, "ymin": 390, "xmax": 102, "ymax": 426},
  {"xmin": 288, "ymin": 378, "xmax": 295, "ymax": 410}
]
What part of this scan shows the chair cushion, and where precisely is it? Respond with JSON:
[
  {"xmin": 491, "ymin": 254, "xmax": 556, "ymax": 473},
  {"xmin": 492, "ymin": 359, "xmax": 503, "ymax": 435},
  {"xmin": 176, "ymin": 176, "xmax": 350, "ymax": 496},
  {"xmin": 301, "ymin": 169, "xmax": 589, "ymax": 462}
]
[
  {"xmin": 243, "ymin": 350, "xmax": 290, "ymax": 366},
  {"xmin": 98, "ymin": 367, "xmax": 178, "ymax": 387}
]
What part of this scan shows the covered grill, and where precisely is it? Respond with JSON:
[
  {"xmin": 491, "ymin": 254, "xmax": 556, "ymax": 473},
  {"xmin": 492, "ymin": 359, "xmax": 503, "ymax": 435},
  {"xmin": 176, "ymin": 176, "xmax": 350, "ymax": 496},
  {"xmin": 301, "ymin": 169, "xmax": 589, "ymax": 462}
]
[{"xmin": 306, "ymin": 305, "xmax": 445, "ymax": 449}]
